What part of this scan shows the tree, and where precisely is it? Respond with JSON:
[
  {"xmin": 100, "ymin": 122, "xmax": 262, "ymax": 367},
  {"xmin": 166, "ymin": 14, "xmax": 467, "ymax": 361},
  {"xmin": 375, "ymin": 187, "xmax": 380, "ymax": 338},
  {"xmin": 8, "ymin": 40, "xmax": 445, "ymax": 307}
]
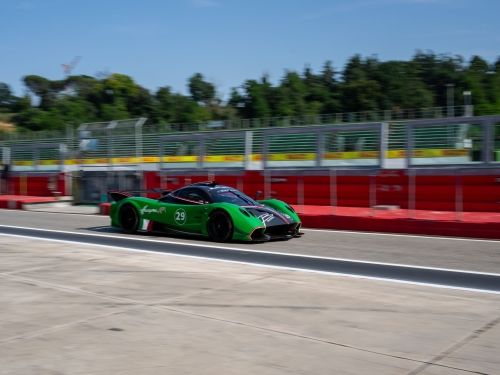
[
  {"xmin": 6, "ymin": 52, "xmax": 500, "ymax": 132},
  {"xmin": 0, "ymin": 83, "xmax": 16, "ymax": 111},
  {"xmin": 12, "ymin": 107, "xmax": 63, "ymax": 131},
  {"xmin": 241, "ymin": 79, "xmax": 272, "ymax": 118},
  {"xmin": 341, "ymin": 56, "xmax": 381, "ymax": 112},
  {"xmin": 188, "ymin": 73, "xmax": 216, "ymax": 105},
  {"xmin": 228, "ymin": 87, "xmax": 246, "ymax": 117},
  {"xmin": 170, "ymin": 94, "xmax": 210, "ymax": 125},
  {"xmin": 100, "ymin": 98, "xmax": 130, "ymax": 121},
  {"xmin": 275, "ymin": 71, "xmax": 307, "ymax": 116},
  {"xmin": 484, "ymin": 57, "xmax": 500, "ymax": 114},
  {"xmin": 11, "ymin": 94, "xmax": 32, "ymax": 113},
  {"xmin": 303, "ymin": 62, "xmax": 341, "ymax": 114},
  {"xmin": 127, "ymin": 86, "xmax": 153, "ymax": 117},
  {"xmin": 52, "ymin": 97, "xmax": 97, "ymax": 125},
  {"xmin": 412, "ymin": 51, "xmax": 464, "ymax": 108},
  {"xmin": 463, "ymin": 56, "xmax": 490, "ymax": 113},
  {"xmin": 152, "ymin": 86, "xmax": 176, "ymax": 124},
  {"xmin": 376, "ymin": 61, "xmax": 434, "ymax": 109},
  {"xmin": 94, "ymin": 74, "xmax": 150, "ymax": 120},
  {"xmin": 23, "ymin": 75, "xmax": 55, "ymax": 109}
]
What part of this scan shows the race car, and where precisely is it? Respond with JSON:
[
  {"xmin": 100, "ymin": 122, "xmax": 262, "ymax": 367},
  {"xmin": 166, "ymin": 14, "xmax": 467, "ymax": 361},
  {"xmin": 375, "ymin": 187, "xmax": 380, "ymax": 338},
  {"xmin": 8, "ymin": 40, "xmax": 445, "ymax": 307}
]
[{"xmin": 109, "ymin": 181, "xmax": 302, "ymax": 242}]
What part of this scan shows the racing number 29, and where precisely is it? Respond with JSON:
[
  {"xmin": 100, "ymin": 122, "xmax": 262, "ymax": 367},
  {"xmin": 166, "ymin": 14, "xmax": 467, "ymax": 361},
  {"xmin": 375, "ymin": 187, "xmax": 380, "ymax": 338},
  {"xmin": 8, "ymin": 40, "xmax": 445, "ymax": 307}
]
[
  {"xmin": 175, "ymin": 209, "xmax": 187, "ymax": 224},
  {"xmin": 175, "ymin": 210, "xmax": 185, "ymax": 221}
]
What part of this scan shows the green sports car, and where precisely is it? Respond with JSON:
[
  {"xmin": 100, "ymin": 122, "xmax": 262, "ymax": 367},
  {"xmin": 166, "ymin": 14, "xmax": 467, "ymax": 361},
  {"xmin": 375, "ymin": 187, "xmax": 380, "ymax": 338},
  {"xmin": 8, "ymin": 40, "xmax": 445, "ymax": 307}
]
[{"xmin": 109, "ymin": 181, "xmax": 302, "ymax": 242}]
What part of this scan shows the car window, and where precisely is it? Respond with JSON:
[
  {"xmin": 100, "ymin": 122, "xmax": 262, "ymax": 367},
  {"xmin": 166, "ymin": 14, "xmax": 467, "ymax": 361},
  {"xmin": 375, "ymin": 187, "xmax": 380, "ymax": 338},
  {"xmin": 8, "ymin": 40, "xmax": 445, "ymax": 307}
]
[
  {"xmin": 159, "ymin": 194, "xmax": 177, "ymax": 203},
  {"xmin": 186, "ymin": 192, "xmax": 206, "ymax": 203},
  {"xmin": 211, "ymin": 189, "xmax": 258, "ymax": 206},
  {"xmin": 176, "ymin": 188, "xmax": 210, "ymax": 204}
]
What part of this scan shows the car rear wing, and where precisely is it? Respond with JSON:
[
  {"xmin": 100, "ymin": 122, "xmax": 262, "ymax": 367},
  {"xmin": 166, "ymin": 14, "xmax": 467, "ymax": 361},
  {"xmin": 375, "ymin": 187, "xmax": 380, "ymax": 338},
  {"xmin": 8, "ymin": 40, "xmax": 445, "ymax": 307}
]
[{"xmin": 107, "ymin": 188, "xmax": 171, "ymax": 202}]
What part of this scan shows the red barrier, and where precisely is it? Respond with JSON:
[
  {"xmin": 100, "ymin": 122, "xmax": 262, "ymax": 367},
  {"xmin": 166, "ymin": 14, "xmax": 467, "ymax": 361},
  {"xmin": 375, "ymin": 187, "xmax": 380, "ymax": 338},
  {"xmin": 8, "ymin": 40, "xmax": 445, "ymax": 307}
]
[
  {"xmin": 144, "ymin": 170, "xmax": 498, "ymax": 212},
  {"xmin": 298, "ymin": 213, "xmax": 500, "ymax": 240},
  {"xmin": 14, "ymin": 170, "xmax": 500, "ymax": 213},
  {"xmin": 8, "ymin": 173, "xmax": 67, "ymax": 197}
]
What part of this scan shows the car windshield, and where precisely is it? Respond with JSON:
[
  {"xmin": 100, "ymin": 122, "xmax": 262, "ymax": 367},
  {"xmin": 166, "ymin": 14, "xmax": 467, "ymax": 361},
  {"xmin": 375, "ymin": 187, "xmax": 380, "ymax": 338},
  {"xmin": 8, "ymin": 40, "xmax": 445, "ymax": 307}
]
[{"xmin": 211, "ymin": 189, "xmax": 259, "ymax": 206}]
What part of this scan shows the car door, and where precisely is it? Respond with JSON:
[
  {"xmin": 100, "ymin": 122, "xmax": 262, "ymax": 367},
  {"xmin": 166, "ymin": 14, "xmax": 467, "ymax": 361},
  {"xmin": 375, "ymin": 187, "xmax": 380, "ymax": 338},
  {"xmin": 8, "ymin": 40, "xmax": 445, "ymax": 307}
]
[{"xmin": 169, "ymin": 188, "xmax": 209, "ymax": 233}]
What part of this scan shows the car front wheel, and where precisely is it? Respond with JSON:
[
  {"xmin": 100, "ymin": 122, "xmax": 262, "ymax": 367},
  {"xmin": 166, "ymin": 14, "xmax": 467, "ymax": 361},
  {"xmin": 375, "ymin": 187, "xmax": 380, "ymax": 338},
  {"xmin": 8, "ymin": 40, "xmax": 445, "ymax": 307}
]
[{"xmin": 207, "ymin": 210, "xmax": 233, "ymax": 242}]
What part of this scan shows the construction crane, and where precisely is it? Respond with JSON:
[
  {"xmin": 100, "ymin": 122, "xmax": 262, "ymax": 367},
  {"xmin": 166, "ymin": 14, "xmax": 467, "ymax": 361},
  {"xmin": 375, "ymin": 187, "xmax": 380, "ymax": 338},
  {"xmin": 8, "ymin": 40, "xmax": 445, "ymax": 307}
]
[{"xmin": 61, "ymin": 56, "xmax": 81, "ymax": 76}]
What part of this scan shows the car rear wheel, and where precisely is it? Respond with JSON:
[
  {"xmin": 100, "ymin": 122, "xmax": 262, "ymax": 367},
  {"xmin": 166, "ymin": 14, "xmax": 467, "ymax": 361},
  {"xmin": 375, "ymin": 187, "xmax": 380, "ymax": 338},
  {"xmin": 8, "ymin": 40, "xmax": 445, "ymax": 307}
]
[
  {"xmin": 207, "ymin": 210, "xmax": 233, "ymax": 242},
  {"xmin": 120, "ymin": 204, "xmax": 139, "ymax": 234}
]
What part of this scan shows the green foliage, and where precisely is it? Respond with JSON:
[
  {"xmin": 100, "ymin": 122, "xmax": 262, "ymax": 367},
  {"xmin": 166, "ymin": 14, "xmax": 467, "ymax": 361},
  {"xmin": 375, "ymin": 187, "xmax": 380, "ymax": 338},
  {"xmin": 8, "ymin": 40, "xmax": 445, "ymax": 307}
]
[
  {"xmin": 0, "ymin": 83, "xmax": 16, "ymax": 112},
  {"xmin": 240, "ymin": 79, "xmax": 272, "ymax": 118},
  {"xmin": 4, "ymin": 52, "xmax": 500, "ymax": 133},
  {"xmin": 188, "ymin": 73, "xmax": 216, "ymax": 105}
]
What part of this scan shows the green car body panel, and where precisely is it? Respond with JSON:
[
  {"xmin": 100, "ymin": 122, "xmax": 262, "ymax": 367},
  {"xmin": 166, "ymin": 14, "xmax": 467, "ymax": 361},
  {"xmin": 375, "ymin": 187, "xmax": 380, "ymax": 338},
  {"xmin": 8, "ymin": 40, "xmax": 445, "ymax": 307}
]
[{"xmin": 109, "ymin": 184, "xmax": 301, "ymax": 242}]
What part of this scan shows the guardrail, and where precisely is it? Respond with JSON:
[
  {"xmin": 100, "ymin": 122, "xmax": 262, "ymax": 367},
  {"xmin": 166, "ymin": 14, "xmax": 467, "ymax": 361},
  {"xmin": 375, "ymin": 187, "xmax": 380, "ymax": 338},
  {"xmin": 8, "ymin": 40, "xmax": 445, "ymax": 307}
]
[
  {"xmin": 406, "ymin": 115, "xmax": 500, "ymax": 168},
  {"xmin": 2, "ymin": 114, "xmax": 499, "ymax": 173}
]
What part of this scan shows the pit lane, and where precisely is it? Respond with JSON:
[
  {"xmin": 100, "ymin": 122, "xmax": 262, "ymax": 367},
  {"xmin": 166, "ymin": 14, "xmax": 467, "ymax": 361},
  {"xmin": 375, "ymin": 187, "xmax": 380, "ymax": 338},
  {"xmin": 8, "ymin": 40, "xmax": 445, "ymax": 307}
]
[{"xmin": 1, "ymin": 209, "xmax": 500, "ymax": 293}]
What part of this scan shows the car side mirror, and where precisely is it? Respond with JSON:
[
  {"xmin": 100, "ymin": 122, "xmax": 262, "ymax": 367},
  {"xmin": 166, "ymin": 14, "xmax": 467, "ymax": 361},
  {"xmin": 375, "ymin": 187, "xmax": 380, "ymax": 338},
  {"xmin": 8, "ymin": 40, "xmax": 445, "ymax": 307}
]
[{"xmin": 255, "ymin": 190, "xmax": 262, "ymax": 200}]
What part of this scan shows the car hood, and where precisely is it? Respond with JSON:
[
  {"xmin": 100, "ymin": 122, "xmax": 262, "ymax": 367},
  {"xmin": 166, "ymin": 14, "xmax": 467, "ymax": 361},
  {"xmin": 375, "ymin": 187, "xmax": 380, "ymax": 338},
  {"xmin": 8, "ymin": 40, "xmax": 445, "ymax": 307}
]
[{"xmin": 241, "ymin": 205, "xmax": 294, "ymax": 227}]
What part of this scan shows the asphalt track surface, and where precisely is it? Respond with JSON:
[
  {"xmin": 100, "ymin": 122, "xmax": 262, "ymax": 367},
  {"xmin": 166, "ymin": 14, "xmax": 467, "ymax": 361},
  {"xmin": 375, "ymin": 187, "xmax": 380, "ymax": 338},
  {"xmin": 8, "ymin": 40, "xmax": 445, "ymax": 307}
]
[{"xmin": 1, "ymin": 209, "xmax": 500, "ymax": 293}]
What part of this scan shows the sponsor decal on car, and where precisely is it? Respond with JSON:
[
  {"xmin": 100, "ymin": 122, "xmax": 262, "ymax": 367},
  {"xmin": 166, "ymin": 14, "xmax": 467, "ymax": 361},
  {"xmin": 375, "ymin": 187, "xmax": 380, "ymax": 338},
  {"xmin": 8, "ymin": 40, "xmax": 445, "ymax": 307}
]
[
  {"xmin": 258, "ymin": 213, "xmax": 274, "ymax": 225},
  {"xmin": 141, "ymin": 205, "xmax": 159, "ymax": 215}
]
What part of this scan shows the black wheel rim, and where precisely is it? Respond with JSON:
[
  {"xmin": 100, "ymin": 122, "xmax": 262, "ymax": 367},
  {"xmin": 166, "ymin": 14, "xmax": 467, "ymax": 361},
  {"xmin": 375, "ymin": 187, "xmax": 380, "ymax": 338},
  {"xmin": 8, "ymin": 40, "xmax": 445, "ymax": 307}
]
[
  {"xmin": 209, "ymin": 213, "xmax": 230, "ymax": 241},
  {"xmin": 121, "ymin": 206, "xmax": 138, "ymax": 232}
]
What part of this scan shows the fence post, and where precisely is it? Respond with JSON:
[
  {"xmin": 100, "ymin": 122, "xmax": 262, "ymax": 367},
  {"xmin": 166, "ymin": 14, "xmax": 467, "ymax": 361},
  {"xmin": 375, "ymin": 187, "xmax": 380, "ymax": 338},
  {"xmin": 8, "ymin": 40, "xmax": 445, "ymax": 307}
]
[
  {"xmin": 20, "ymin": 173, "xmax": 27, "ymax": 195},
  {"xmin": 208, "ymin": 170, "xmax": 215, "ymax": 182},
  {"xmin": 405, "ymin": 122, "xmax": 413, "ymax": 169},
  {"xmin": 369, "ymin": 172, "xmax": 377, "ymax": 217},
  {"xmin": 264, "ymin": 170, "xmax": 271, "ymax": 199},
  {"xmin": 316, "ymin": 130, "xmax": 324, "ymax": 168},
  {"xmin": 330, "ymin": 168, "xmax": 337, "ymax": 215},
  {"xmin": 297, "ymin": 174, "xmax": 304, "ymax": 206},
  {"xmin": 408, "ymin": 169, "xmax": 416, "ymax": 219},
  {"xmin": 262, "ymin": 130, "xmax": 269, "ymax": 170},
  {"xmin": 237, "ymin": 175, "xmax": 243, "ymax": 192},
  {"xmin": 136, "ymin": 121, "xmax": 142, "ymax": 164},
  {"xmin": 107, "ymin": 121, "xmax": 117, "ymax": 170},
  {"xmin": 244, "ymin": 131, "xmax": 253, "ymax": 170},
  {"xmin": 198, "ymin": 136, "xmax": 205, "ymax": 169},
  {"xmin": 379, "ymin": 122, "xmax": 388, "ymax": 169},
  {"xmin": 455, "ymin": 172, "xmax": 463, "ymax": 222},
  {"xmin": 161, "ymin": 171, "xmax": 168, "ymax": 191},
  {"xmin": 483, "ymin": 119, "xmax": 494, "ymax": 164}
]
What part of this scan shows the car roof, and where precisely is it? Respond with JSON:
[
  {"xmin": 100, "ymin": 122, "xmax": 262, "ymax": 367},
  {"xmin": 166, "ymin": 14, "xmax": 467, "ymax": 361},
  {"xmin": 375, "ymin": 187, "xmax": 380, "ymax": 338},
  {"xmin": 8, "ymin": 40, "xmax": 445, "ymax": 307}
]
[{"xmin": 177, "ymin": 182, "xmax": 234, "ymax": 192}]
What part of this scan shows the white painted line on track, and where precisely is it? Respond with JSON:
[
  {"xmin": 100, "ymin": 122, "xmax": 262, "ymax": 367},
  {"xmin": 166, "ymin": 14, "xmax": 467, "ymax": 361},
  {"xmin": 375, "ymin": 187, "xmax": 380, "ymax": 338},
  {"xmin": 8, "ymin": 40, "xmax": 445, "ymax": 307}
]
[
  {"xmin": 1, "ymin": 224, "xmax": 500, "ymax": 277},
  {"xmin": 0, "ymin": 208, "xmax": 101, "ymax": 219},
  {"xmin": 302, "ymin": 228, "xmax": 500, "ymax": 243},
  {"xmin": 1, "ymin": 231, "xmax": 499, "ymax": 296}
]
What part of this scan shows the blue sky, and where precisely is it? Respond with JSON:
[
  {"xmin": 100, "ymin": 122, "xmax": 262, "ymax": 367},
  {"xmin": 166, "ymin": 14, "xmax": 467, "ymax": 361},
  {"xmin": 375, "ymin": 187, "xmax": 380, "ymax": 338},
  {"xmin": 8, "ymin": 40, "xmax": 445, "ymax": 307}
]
[{"xmin": 1, "ymin": 0, "xmax": 498, "ymax": 98}]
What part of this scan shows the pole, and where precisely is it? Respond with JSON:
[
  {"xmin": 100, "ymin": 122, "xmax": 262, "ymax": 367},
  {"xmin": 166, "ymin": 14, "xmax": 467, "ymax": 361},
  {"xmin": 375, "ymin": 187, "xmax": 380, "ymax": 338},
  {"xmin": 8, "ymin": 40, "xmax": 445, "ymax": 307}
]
[
  {"xmin": 446, "ymin": 83, "xmax": 455, "ymax": 117},
  {"xmin": 369, "ymin": 172, "xmax": 376, "ymax": 217},
  {"xmin": 264, "ymin": 170, "xmax": 271, "ymax": 199},
  {"xmin": 330, "ymin": 168, "xmax": 337, "ymax": 215},
  {"xmin": 244, "ymin": 131, "xmax": 253, "ymax": 170},
  {"xmin": 463, "ymin": 91, "xmax": 473, "ymax": 117},
  {"xmin": 408, "ymin": 169, "xmax": 416, "ymax": 219},
  {"xmin": 455, "ymin": 173, "xmax": 463, "ymax": 222},
  {"xmin": 297, "ymin": 175, "xmax": 304, "ymax": 206}
]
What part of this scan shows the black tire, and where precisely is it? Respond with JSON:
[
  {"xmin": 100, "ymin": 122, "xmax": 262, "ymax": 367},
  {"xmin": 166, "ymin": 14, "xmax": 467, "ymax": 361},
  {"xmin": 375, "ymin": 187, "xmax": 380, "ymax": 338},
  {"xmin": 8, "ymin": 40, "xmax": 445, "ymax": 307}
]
[
  {"xmin": 207, "ymin": 210, "xmax": 233, "ymax": 242},
  {"xmin": 120, "ymin": 204, "xmax": 139, "ymax": 234}
]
